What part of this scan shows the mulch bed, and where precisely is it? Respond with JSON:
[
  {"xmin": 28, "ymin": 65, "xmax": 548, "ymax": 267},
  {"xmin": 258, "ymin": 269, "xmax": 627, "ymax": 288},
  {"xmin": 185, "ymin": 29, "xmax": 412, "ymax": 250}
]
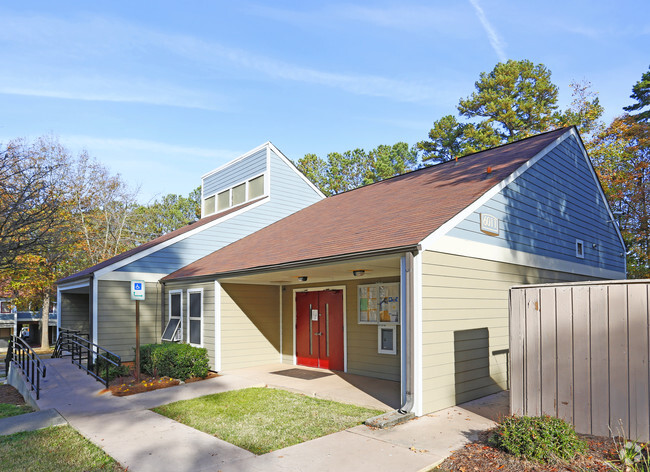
[
  {"xmin": 435, "ymin": 429, "xmax": 620, "ymax": 472},
  {"xmin": 107, "ymin": 371, "xmax": 220, "ymax": 396},
  {"xmin": 0, "ymin": 384, "xmax": 25, "ymax": 406}
]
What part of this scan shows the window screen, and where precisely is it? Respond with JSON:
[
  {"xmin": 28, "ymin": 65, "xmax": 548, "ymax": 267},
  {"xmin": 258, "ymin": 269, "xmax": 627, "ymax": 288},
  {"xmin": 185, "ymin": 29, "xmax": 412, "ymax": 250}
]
[
  {"xmin": 188, "ymin": 291, "xmax": 202, "ymax": 346},
  {"xmin": 170, "ymin": 293, "xmax": 181, "ymax": 318},
  {"xmin": 161, "ymin": 318, "xmax": 180, "ymax": 342},
  {"xmin": 189, "ymin": 293, "xmax": 201, "ymax": 318},
  {"xmin": 217, "ymin": 190, "xmax": 230, "ymax": 210},
  {"xmin": 0, "ymin": 301, "xmax": 10, "ymax": 313},
  {"xmin": 248, "ymin": 175, "xmax": 265, "ymax": 199},
  {"xmin": 203, "ymin": 195, "xmax": 215, "ymax": 215},
  {"xmin": 232, "ymin": 183, "xmax": 246, "ymax": 206}
]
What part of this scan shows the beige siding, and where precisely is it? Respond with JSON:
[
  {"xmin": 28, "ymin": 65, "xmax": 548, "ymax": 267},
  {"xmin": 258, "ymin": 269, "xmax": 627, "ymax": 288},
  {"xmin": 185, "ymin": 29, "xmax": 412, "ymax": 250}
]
[
  {"xmin": 60, "ymin": 293, "xmax": 90, "ymax": 333},
  {"xmin": 421, "ymin": 251, "xmax": 589, "ymax": 414},
  {"xmin": 220, "ymin": 283, "xmax": 280, "ymax": 370},
  {"xmin": 511, "ymin": 280, "xmax": 650, "ymax": 441},
  {"xmin": 163, "ymin": 281, "xmax": 216, "ymax": 368},
  {"xmin": 96, "ymin": 280, "xmax": 161, "ymax": 360},
  {"xmin": 281, "ymin": 277, "xmax": 401, "ymax": 381}
]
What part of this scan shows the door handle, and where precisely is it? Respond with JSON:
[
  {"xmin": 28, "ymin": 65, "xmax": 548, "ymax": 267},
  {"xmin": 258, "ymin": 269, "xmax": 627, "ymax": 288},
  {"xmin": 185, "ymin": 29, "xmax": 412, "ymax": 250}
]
[{"xmin": 314, "ymin": 332, "xmax": 322, "ymax": 336}]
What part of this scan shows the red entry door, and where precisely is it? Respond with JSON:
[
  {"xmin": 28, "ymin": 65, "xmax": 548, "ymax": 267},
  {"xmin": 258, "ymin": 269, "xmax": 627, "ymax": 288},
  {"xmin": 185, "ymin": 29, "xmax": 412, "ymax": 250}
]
[{"xmin": 296, "ymin": 290, "xmax": 344, "ymax": 371}]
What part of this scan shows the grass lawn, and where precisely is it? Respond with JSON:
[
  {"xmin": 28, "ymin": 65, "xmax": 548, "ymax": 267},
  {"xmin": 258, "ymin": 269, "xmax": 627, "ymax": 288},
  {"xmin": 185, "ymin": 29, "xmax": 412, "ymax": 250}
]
[
  {"xmin": 152, "ymin": 387, "xmax": 383, "ymax": 454},
  {"xmin": 0, "ymin": 403, "xmax": 33, "ymax": 419},
  {"xmin": 0, "ymin": 425, "xmax": 124, "ymax": 471}
]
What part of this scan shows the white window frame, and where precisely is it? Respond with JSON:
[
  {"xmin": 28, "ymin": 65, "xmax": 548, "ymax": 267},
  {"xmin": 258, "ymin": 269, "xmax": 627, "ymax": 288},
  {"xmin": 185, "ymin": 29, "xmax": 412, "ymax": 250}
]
[
  {"xmin": 168, "ymin": 290, "xmax": 183, "ymax": 342},
  {"xmin": 187, "ymin": 288, "xmax": 204, "ymax": 347},
  {"xmin": 378, "ymin": 325, "xmax": 397, "ymax": 355},
  {"xmin": 576, "ymin": 239, "xmax": 585, "ymax": 259}
]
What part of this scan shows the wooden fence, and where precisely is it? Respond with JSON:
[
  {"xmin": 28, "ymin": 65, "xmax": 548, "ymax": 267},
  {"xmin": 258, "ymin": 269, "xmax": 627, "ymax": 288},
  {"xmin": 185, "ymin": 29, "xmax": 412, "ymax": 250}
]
[{"xmin": 510, "ymin": 279, "xmax": 650, "ymax": 441}]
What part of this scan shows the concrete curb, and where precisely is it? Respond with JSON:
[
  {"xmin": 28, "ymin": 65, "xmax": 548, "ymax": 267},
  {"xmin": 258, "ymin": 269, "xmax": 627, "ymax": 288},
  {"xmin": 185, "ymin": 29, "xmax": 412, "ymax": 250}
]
[{"xmin": 0, "ymin": 408, "xmax": 67, "ymax": 436}]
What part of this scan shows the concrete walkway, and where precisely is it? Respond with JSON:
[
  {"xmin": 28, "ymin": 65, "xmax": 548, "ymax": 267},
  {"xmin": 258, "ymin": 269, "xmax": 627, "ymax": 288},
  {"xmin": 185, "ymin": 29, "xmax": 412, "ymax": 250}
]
[{"xmin": 11, "ymin": 358, "xmax": 507, "ymax": 472}]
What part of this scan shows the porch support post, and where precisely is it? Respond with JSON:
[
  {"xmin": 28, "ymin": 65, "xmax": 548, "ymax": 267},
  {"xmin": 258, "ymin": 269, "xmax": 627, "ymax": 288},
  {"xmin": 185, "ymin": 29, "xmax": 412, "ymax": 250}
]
[{"xmin": 400, "ymin": 251, "xmax": 416, "ymax": 414}]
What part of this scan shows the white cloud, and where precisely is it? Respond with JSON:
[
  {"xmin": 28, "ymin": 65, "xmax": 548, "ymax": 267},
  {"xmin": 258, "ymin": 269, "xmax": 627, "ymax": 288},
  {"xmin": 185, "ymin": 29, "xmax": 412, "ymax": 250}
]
[{"xmin": 468, "ymin": 0, "xmax": 507, "ymax": 62}]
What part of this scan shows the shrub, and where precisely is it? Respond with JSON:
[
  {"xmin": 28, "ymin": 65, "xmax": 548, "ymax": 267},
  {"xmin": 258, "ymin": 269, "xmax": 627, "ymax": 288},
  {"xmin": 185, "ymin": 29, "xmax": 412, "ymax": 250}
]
[
  {"xmin": 138, "ymin": 343, "xmax": 209, "ymax": 381},
  {"xmin": 94, "ymin": 353, "xmax": 130, "ymax": 381},
  {"xmin": 488, "ymin": 415, "xmax": 587, "ymax": 463}
]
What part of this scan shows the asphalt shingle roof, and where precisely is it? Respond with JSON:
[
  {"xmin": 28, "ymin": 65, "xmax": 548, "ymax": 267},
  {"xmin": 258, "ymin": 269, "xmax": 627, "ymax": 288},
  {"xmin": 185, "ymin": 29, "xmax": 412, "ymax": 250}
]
[{"xmin": 163, "ymin": 127, "xmax": 571, "ymax": 281}]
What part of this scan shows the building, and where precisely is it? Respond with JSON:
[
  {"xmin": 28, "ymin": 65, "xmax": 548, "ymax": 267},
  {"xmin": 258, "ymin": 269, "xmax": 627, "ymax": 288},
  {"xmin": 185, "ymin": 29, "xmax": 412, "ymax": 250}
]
[
  {"xmin": 56, "ymin": 142, "xmax": 324, "ymax": 358},
  {"xmin": 159, "ymin": 127, "xmax": 625, "ymax": 415}
]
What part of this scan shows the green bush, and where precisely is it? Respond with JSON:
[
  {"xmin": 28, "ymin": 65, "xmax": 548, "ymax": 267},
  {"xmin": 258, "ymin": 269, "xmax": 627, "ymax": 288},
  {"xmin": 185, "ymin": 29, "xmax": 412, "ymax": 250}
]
[
  {"xmin": 488, "ymin": 415, "xmax": 587, "ymax": 463},
  {"xmin": 138, "ymin": 343, "xmax": 209, "ymax": 381},
  {"xmin": 94, "ymin": 353, "xmax": 130, "ymax": 381}
]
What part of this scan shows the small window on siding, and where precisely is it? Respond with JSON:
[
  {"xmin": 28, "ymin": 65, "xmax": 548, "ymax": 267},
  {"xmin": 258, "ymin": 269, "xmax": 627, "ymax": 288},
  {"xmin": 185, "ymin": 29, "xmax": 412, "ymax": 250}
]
[
  {"xmin": 217, "ymin": 190, "xmax": 230, "ymax": 211},
  {"xmin": 203, "ymin": 195, "xmax": 215, "ymax": 216},
  {"xmin": 378, "ymin": 325, "xmax": 396, "ymax": 355},
  {"xmin": 576, "ymin": 239, "xmax": 584, "ymax": 259},
  {"xmin": 188, "ymin": 290, "xmax": 202, "ymax": 347},
  {"xmin": 163, "ymin": 291, "xmax": 182, "ymax": 342},
  {"xmin": 249, "ymin": 175, "xmax": 265, "ymax": 199},
  {"xmin": 232, "ymin": 183, "xmax": 246, "ymax": 206}
]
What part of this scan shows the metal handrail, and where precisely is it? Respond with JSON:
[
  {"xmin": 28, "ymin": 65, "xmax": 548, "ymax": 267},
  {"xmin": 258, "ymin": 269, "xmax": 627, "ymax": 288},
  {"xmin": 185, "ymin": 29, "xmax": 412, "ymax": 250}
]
[
  {"xmin": 53, "ymin": 327, "xmax": 86, "ymax": 358},
  {"xmin": 53, "ymin": 329, "xmax": 121, "ymax": 388},
  {"xmin": 5, "ymin": 335, "xmax": 47, "ymax": 400}
]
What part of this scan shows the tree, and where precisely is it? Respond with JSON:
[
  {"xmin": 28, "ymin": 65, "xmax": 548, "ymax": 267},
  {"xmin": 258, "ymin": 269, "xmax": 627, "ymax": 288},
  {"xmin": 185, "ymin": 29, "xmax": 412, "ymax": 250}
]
[
  {"xmin": 128, "ymin": 187, "xmax": 202, "ymax": 244},
  {"xmin": 0, "ymin": 136, "xmax": 140, "ymax": 348},
  {"xmin": 417, "ymin": 61, "xmax": 604, "ymax": 163},
  {"xmin": 624, "ymin": 65, "xmax": 650, "ymax": 122},
  {"xmin": 590, "ymin": 115, "xmax": 650, "ymax": 278},
  {"xmin": 418, "ymin": 60, "xmax": 560, "ymax": 162},
  {"xmin": 0, "ymin": 138, "xmax": 63, "ymax": 269},
  {"xmin": 296, "ymin": 142, "xmax": 419, "ymax": 195}
]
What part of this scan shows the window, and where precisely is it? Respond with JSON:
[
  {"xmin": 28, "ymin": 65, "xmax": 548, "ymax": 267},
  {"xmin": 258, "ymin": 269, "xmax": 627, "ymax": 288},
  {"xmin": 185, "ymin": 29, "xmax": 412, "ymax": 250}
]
[
  {"xmin": 358, "ymin": 282, "xmax": 400, "ymax": 324},
  {"xmin": 203, "ymin": 195, "xmax": 215, "ymax": 216},
  {"xmin": 0, "ymin": 301, "xmax": 11, "ymax": 314},
  {"xmin": 204, "ymin": 173, "xmax": 266, "ymax": 214},
  {"xmin": 378, "ymin": 325, "xmax": 397, "ymax": 355},
  {"xmin": 249, "ymin": 175, "xmax": 265, "ymax": 199},
  {"xmin": 217, "ymin": 190, "xmax": 230, "ymax": 211},
  {"xmin": 187, "ymin": 289, "xmax": 203, "ymax": 347},
  {"xmin": 576, "ymin": 239, "xmax": 584, "ymax": 258},
  {"xmin": 162, "ymin": 291, "xmax": 182, "ymax": 342},
  {"xmin": 231, "ymin": 182, "xmax": 246, "ymax": 206}
]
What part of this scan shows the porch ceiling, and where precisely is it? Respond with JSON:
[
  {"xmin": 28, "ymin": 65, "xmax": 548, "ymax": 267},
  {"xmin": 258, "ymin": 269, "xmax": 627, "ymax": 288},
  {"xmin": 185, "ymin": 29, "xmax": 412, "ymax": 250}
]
[{"xmin": 218, "ymin": 254, "xmax": 401, "ymax": 285}]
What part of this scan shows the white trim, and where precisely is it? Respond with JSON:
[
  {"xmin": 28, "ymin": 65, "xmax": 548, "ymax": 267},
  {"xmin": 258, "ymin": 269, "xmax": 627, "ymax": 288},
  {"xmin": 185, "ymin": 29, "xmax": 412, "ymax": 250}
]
[
  {"xmin": 413, "ymin": 251, "xmax": 423, "ymax": 416},
  {"xmin": 279, "ymin": 285, "xmax": 283, "ymax": 363},
  {"xmin": 57, "ymin": 280, "xmax": 90, "ymax": 292},
  {"xmin": 378, "ymin": 325, "xmax": 397, "ymax": 355},
  {"xmin": 97, "ymin": 272, "xmax": 167, "ymax": 282},
  {"xmin": 567, "ymin": 127, "xmax": 627, "ymax": 252},
  {"xmin": 292, "ymin": 285, "xmax": 347, "ymax": 372},
  {"xmin": 93, "ymin": 196, "xmax": 269, "ymax": 278},
  {"xmin": 266, "ymin": 145, "xmax": 272, "ymax": 197},
  {"xmin": 56, "ymin": 286, "xmax": 61, "ymax": 338},
  {"xmin": 214, "ymin": 281, "xmax": 221, "ymax": 371},
  {"xmin": 186, "ymin": 288, "xmax": 204, "ymax": 347},
  {"xmin": 267, "ymin": 142, "xmax": 326, "ymax": 199},
  {"xmin": 201, "ymin": 142, "xmax": 270, "ymax": 180},
  {"xmin": 430, "ymin": 235, "xmax": 626, "ymax": 279},
  {"xmin": 92, "ymin": 278, "xmax": 98, "ymax": 347},
  {"xmin": 420, "ymin": 130, "xmax": 573, "ymax": 251},
  {"xmin": 168, "ymin": 289, "xmax": 183, "ymax": 342}
]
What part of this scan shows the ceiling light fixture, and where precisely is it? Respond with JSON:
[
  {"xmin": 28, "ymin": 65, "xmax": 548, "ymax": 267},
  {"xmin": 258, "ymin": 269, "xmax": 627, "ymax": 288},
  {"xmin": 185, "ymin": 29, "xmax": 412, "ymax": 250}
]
[
  {"xmin": 298, "ymin": 276, "xmax": 308, "ymax": 282},
  {"xmin": 353, "ymin": 270, "xmax": 365, "ymax": 277}
]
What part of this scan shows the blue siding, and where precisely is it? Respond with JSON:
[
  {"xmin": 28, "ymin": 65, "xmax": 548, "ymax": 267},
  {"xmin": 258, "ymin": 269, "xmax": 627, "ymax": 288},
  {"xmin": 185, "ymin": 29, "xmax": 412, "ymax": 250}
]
[
  {"xmin": 202, "ymin": 147, "xmax": 267, "ymax": 197},
  {"xmin": 446, "ymin": 135, "xmax": 625, "ymax": 273},
  {"xmin": 117, "ymin": 147, "xmax": 322, "ymax": 274}
]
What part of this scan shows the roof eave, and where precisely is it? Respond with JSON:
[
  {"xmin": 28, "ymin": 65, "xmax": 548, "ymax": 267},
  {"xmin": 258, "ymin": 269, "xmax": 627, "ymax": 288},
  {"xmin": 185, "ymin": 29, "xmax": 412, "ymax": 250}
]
[{"xmin": 163, "ymin": 244, "xmax": 421, "ymax": 284}]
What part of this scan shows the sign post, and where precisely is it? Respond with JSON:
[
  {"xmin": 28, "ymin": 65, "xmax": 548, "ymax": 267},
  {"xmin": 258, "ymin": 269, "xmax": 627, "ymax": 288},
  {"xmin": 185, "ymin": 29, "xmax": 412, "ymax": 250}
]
[{"xmin": 131, "ymin": 281, "xmax": 145, "ymax": 382}]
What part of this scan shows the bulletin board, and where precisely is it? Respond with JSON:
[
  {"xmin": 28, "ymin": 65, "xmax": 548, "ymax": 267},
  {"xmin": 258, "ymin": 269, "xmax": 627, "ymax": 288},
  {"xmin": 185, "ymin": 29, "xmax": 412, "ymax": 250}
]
[{"xmin": 358, "ymin": 282, "xmax": 400, "ymax": 324}]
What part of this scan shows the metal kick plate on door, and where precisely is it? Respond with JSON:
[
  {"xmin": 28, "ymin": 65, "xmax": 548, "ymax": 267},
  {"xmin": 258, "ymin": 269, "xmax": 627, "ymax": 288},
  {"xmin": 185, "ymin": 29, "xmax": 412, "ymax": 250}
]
[{"xmin": 311, "ymin": 309, "xmax": 319, "ymax": 321}]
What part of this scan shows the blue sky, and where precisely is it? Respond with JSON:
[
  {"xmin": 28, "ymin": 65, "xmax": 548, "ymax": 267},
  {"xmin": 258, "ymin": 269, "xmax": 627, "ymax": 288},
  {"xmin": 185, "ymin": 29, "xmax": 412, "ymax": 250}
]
[{"xmin": 1, "ymin": 1, "xmax": 648, "ymax": 203}]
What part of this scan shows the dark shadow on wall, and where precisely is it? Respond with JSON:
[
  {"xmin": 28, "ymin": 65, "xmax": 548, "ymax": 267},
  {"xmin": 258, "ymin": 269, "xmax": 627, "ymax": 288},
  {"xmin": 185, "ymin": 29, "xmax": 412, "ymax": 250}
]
[{"xmin": 454, "ymin": 328, "xmax": 503, "ymax": 405}]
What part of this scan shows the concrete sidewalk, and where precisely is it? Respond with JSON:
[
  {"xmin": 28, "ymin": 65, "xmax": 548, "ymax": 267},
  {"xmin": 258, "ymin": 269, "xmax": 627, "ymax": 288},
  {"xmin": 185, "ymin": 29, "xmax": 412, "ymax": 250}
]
[{"xmin": 18, "ymin": 358, "xmax": 507, "ymax": 472}]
